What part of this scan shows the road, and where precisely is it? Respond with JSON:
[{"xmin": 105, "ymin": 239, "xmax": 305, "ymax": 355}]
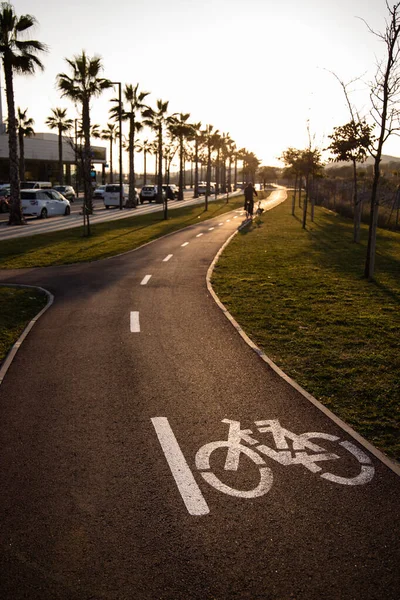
[
  {"xmin": 0, "ymin": 189, "xmax": 236, "ymax": 240},
  {"xmin": 0, "ymin": 189, "xmax": 399, "ymax": 600}
]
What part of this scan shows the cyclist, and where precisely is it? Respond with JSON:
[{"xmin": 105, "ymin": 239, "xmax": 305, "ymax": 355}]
[{"xmin": 244, "ymin": 182, "xmax": 258, "ymax": 218}]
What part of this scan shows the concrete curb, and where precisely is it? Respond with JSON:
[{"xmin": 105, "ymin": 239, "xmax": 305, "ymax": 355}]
[
  {"xmin": 206, "ymin": 200, "xmax": 400, "ymax": 477},
  {"xmin": 0, "ymin": 284, "xmax": 54, "ymax": 386}
]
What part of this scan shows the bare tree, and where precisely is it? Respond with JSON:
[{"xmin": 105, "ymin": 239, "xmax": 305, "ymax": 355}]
[{"xmin": 363, "ymin": 2, "xmax": 400, "ymax": 279}]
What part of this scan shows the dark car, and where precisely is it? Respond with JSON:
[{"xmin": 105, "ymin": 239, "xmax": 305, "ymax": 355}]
[
  {"xmin": 162, "ymin": 184, "xmax": 178, "ymax": 199},
  {"xmin": 0, "ymin": 186, "xmax": 10, "ymax": 212},
  {"xmin": 53, "ymin": 185, "xmax": 77, "ymax": 202}
]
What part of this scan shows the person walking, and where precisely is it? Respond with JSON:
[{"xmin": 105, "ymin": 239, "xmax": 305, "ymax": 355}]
[{"xmin": 244, "ymin": 182, "xmax": 258, "ymax": 219}]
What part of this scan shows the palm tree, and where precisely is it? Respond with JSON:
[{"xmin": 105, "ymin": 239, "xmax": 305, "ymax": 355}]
[
  {"xmin": 143, "ymin": 99, "xmax": 174, "ymax": 217},
  {"xmin": 57, "ymin": 51, "xmax": 112, "ymax": 216},
  {"xmin": 191, "ymin": 122, "xmax": 202, "ymax": 198},
  {"xmin": 0, "ymin": 3, "xmax": 46, "ymax": 225},
  {"xmin": 16, "ymin": 107, "xmax": 34, "ymax": 182},
  {"xmin": 169, "ymin": 112, "xmax": 193, "ymax": 200},
  {"xmin": 101, "ymin": 122, "xmax": 119, "ymax": 183},
  {"xmin": 110, "ymin": 83, "xmax": 149, "ymax": 207},
  {"xmin": 45, "ymin": 107, "xmax": 73, "ymax": 184},
  {"xmin": 136, "ymin": 138, "xmax": 151, "ymax": 186}
]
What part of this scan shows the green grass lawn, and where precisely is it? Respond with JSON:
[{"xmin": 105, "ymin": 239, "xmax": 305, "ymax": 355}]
[
  {"xmin": 0, "ymin": 195, "xmax": 247, "ymax": 269},
  {"xmin": 0, "ymin": 286, "xmax": 48, "ymax": 365},
  {"xmin": 211, "ymin": 199, "xmax": 400, "ymax": 461}
]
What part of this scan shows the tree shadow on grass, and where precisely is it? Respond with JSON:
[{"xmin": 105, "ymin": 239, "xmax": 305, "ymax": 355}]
[{"xmin": 307, "ymin": 212, "xmax": 400, "ymax": 303}]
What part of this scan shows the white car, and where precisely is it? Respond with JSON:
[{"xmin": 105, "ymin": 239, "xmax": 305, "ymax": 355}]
[
  {"xmin": 103, "ymin": 184, "xmax": 137, "ymax": 208},
  {"xmin": 93, "ymin": 185, "xmax": 106, "ymax": 199},
  {"xmin": 21, "ymin": 189, "xmax": 71, "ymax": 218}
]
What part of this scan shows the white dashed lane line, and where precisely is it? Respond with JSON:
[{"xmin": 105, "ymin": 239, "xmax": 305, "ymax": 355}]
[
  {"xmin": 163, "ymin": 254, "xmax": 173, "ymax": 262},
  {"xmin": 218, "ymin": 223, "xmax": 223, "ymax": 226},
  {"xmin": 130, "ymin": 311, "xmax": 140, "ymax": 332},
  {"xmin": 181, "ymin": 242, "xmax": 189, "ymax": 247},
  {"xmin": 196, "ymin": 233, "xmax": 203, "ymax": 238},
  {"xmin": 208, "ymin": 227, "xmax": 215, "ymax": 231},
  {"xmin": 141, "ymin": 275, "xmax": 152, "ymax": 285}
]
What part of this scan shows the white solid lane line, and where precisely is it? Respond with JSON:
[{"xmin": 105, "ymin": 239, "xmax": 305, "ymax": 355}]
[
  {"xmin": 163, "ymin": 254, "xmax": 173, "ymax": 262},
  {"xmin": 130, "ymin": 311, "xmax": 140, "ymax": 332},
  {"xmin": 151, "ymin": 417, "xmax": 210, "ymax": 516},
  {"xmin": 181, "ymin": 242, "xmax": 189, "ymax": 247},
  {"xmin": 141, "ymin": 275, "xmax": 152, "ymax": 285},
  {"xmin": 196, "ymin": 233, "xmax": 203, "ymax": 237}
]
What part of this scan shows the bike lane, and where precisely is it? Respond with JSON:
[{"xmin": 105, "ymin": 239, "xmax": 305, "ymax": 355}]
[{"xmin": 0, "ymin": 191, "xmax": 398, "ymax": 599}]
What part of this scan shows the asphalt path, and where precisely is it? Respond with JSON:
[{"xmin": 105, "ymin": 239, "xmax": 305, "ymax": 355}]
[{"xmin": 0, "ymin": 190, "xmax": 399, "ymax": 599}]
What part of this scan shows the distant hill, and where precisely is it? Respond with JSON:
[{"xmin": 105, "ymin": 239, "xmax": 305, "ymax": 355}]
[{"xmin": 326, "ymin": 154, "xmax": 400, "ymax": 169}]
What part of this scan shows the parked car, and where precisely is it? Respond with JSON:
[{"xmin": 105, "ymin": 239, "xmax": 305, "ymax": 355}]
[
  {"xmin": 162, "ymin": 184, "xmax": 178, "ymax": 199},
  {"xmin": 93, "ymin": 185, "xmax": 106, "ymax": 199},
  {"xmin": 21, "ymin": 189, "xmax": 71, "ymax": 218},
  {"xmin": 140, "ymin": 185, "xmax": 166, "ymax": 203},
  {"xmin": 53, "ymin": 185, "xmax": 77, "ymax": 202},
  {"xmin": 197, "ymin": 182, "xmax": 215, "ymax": 195},
  {"xmin": 103, "ymin": 184, "xmax": 136, "ymax": 208},
  {"xmin": 20, "ymin": 181, "xmax": 52, "ymax": 190}
]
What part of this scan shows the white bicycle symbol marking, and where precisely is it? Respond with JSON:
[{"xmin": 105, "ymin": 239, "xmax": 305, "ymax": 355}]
[{"xmin": 151, "ymin": 417, "xmax": 375, "ymax": 516}]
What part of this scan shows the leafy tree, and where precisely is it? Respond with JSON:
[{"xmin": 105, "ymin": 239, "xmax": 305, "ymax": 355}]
[
  {"xmin": 110, "ymin": 83, "xmax": 149, "ymax": 206},
  {"xmin": 46, "ymin": 107, "xmax": 73, "ymax": 184},
  {"xmin": 57, "ymin": 51, "xmax": 112, "ymax": 220},
  {"xmin": 257, "ymin": 165, "xmax": 278, "ymax": 189},
  {"xmin": 327, "ymin": 120, "xmax": 374, "ymax": 242},
  {"xmin": 0, "ymin": 2, "xmax": 46, "ymax": 225},
  {"xmin": 101, "ymin": 122, "xmax": 119, "ymax": 183},
  {"xmin": 363, "ymin": 2, "xmax": 400, "ymax": 279},
  {"xmin": 16, "ymin": 107, "xmax": 34, "ymax": 182},
  {"xmin": 280, "ymin": 148, "xmax": 302, "ymax": 215}
]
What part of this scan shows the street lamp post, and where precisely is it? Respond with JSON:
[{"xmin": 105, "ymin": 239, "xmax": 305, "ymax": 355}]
[{"xmin": 111, "ymin": 81, "xmax": 123, "ymax": 210}]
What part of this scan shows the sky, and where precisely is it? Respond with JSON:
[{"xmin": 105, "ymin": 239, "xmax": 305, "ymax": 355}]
[{"xmin": 5, "ymin": 0, "xmax": 400, "ymax": 171}]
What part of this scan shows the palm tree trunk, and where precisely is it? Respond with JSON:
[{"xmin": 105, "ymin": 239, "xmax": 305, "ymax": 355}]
[
  {"xmin": 18, "ymin": 129, "xmax": 25, "ymax": 182},
  {"xmin": 128, "ymin": 114, "xmax": 136, "ymax": 206},
  {"xmin": 144, "ymin": 150, "xmax": 147, "ymax": 185},
  {"xmin": 178, "ymin": 134, "xmax": 184, "ymax": 200},
  {"xmin": 109, "ymin": 139, "xmax": 113, "ymax": 183},
  {"xmin": 157, "ymin": 125, "xmax": 165, "ymax": 216},
  {"xmin": 58, "ymin": 124, "xmax": 63, "ymax": 184},
  {"xmin": 82, "ymin": 98, "xmax": 93, "ymax": 222},
  {"xmin": 194, "ymin": 138, "xmax": 199, "ymax": 198},
  {"xmin": 4, "ymin": 58, "xmax": 23, "ymax": 226}
]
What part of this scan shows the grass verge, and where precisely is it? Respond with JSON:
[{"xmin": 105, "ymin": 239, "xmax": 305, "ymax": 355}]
[
  {"xmin": 0, "ymin": 286, "xmax": 48, "ymax": 365},
  {"xmin": 0, "ymin": 195, "xmax": 247, "ymax": 269},
  {"xmin": 211, "ymin": 198, "xmax": 400, "ymax": 461}
]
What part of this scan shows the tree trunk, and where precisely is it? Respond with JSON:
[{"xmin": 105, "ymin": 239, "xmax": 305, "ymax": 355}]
[
  {"xmin": 18, "ymin": 128, "xmax": 25, "ymax": 182},
  {"xmin": 352, "ymin": 159, "xmax": 361, "ymax": 243},
  {"xmin": 109, "ymin": 139, "xmax": 113, "ymax": 183},
  {"xmin": 194, "ymin": 138, "xmax": 199, "ymax": 198},
  {"xmin": 144, "ymin": 150, "xmax": 147, "ymax": 186},
  {"xmin": 82, "ymin": 97, "xmax": 93, "ymax": 223},
  {"xmin": 302, "ymin": 175, "xmax": 309, "ymax": 229},
  {"xmin": 364, "ymin": 158, "xmax": 381, "ymax": 279},
  {"xmin": 4, "ymin": 58, "xmax": 23, "ymax": 226},
  {"xmin": 178, "ymin": 134, "xmax": 184, "ymax": 200},
  {"xmin": 58, "ymin": 124, "xmax": 63, "ymax": 184},
  {"xmin": 292, "ymin": 173, "xmax": 297, "ymax": 216},
  {"xmin": 205, "ymin": 142, "xmax": 211, "ymax": 211},
  {"xmin": 128, "ymin": 114, "xmax": 137, "ymax": 206},
  {"xmin": 157, "ymin": 125, "xmax": 165, "ymax": 217}
]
